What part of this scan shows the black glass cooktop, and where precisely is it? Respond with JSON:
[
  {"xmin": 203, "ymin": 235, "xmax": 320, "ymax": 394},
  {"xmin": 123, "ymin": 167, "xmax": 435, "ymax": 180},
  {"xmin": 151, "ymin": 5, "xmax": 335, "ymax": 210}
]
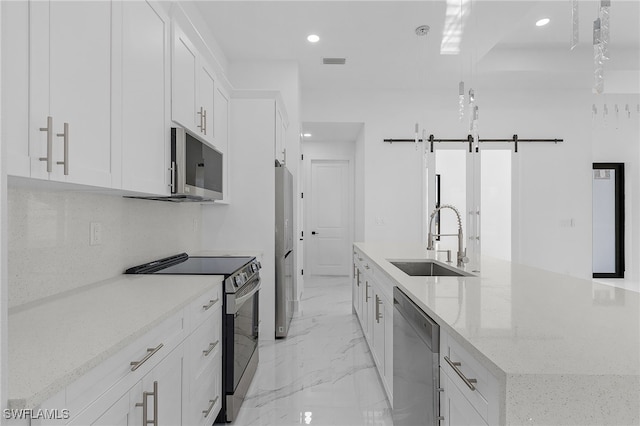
[
  {"xmin": 155, "ymin": 256, "xmax": 253, "ymax": 275},
  {"xmin": 125, "ymin": 253, "xmax": 254, "ymax": 276}
]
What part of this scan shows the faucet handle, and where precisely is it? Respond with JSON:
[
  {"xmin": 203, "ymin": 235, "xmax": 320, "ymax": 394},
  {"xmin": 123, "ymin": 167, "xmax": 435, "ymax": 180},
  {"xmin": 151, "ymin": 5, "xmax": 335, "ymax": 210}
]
[{"xmin": 459, "ymin": 248, "xmax": 469, "ymax": 264}]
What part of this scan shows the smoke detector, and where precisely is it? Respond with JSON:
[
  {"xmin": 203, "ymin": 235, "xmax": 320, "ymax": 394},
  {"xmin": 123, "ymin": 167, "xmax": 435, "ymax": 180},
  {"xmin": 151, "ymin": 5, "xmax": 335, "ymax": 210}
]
[{"xmin": 415, "ymin": 25, "xmax": 430, "ymax": 36}]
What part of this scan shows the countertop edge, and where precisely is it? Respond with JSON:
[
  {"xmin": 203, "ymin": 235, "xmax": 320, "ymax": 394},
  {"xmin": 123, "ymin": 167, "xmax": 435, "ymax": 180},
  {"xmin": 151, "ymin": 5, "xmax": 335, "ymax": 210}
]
[{"xmin": 7, "ymin": 276, "xmax": 223, "ymax": 410}]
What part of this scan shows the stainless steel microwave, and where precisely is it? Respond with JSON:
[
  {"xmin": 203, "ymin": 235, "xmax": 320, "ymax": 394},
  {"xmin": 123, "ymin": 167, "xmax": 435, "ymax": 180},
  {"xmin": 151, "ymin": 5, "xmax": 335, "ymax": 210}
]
[{"xmin": 170, "ymin": 127, "xmax": 223, "ymax": 201}]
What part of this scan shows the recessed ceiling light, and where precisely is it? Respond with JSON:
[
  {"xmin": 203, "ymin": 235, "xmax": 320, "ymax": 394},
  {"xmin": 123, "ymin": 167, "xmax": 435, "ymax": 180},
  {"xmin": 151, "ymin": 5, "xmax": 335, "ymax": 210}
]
[
  {"xmin": 307, "ymin": 34, "xmax": 320, "ymax": 43},
  {"xmin": 303, "ymin": 133, "xmax": 312, "ymax": 138},
  {"xmin": 536, "ymin": 18, "xmax": 550, "ymax": 27}
]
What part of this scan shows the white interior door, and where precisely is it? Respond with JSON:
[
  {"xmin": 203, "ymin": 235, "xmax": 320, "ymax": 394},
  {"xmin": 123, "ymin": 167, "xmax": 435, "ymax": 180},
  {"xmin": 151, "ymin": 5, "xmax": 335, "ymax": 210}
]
[{"xmin": 307, "ymin": 160, "xmax": 351, "ymax": 276}]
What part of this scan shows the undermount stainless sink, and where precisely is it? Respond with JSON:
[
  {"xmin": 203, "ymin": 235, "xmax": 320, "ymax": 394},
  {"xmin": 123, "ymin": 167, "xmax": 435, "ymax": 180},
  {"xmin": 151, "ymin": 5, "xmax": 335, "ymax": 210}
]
[{"xmin": 389, "ymin": 260, "xmax": 474, "ymax": 277}]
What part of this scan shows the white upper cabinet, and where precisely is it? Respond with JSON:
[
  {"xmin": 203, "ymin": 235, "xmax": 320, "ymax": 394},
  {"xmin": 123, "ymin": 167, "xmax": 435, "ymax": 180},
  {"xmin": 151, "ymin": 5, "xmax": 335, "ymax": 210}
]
[
  {"xmin": 2, "ymin": 0, "xmax": 229, "ymax": 199},
  {"xmin": 171, "ymin": 24, "xmax": 198, "ymax": 133},
  {"xmin": 30, "ymin": 0, "xmax": 113, "ymax": 187},
  {"xmin": 198, "ymin": 61, "xmax": 216, "ymax": 145},
  {"xmin": 117, "ymin": 0, "xmax": 171, "ymax": 195},
  {"xmin": 1, "ymin": 1, "xmax": 30, "ymax": 178},
  {"xmin": 171, "ymin": 24, "xmax": 219, "ymax": 148}
]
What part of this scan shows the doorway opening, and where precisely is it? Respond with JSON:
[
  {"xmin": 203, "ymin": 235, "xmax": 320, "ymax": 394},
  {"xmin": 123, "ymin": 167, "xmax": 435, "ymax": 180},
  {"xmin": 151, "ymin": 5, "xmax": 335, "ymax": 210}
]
[
  {"xmin": 301, "ymin": 122, "xmax": 361, "ymax": 277},
  {"xmin": 592, "ymin": 163, "xmax": 625, "ymax": 278},
  {"xmin": 425, "ymin": 147, "xmax": 512, "ymax": 262}
]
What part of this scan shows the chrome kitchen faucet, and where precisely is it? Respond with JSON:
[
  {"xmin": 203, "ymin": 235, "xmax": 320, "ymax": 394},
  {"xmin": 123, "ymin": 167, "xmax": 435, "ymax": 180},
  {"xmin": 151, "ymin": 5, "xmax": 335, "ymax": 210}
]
[{"xmin": 427, "ymin": 205, "xmax": 469, "ymax": 268}]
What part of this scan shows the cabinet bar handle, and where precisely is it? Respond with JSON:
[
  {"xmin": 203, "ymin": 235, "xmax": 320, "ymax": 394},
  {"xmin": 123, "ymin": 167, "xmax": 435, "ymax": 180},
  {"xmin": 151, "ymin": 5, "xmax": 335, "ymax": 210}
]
[
  {"xmin": 203, "ymin": 396, "xmax": 219, "ymax": 418},
  {"xmin": 444, "ymin": 356, "xmax": 477, "ymax": 391},
  {"xmin": 197, "ymin": 106, "xmax": 205, "ymax": 133},
  {"xmin": 203, "ymin": 298, "xmax": 219, "ymax": 311},
  {"xmin": 375, "ymin": 295, "xmax": 383, "ymax": 323},
  {"xmin": 365, "ymin": 281, "xmax": 371, "ymax": 301},
  {"xmin": 135, "ymin": 380, "xmax": 158, "ymax": 426},
  {"xmin": 169, "ymin": 161, "xmax": 176, "ymax": 191},
  {"xmin": 39, "ymin": 116, "xmax": 53, "ymax": 172},
  {"xmin": 203, "ymin": 108, "xmax": 208, "ymax": 135},
  {"xmin": 203, "ymin": 340, "xmax": 219, "ymax": 356},
  {"xmin": 56, "ymin": 122, "xmax": 69, "ymax": 175},
  {"xmin": 130, "ymin": 343, "xmax": 164, "ymax": 371}
]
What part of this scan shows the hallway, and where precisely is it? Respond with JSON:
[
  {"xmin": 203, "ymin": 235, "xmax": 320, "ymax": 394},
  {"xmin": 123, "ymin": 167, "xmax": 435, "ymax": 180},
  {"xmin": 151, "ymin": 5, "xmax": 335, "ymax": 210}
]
[{"xmin": 232, "ymin": 276, "xmax": 394, "ymax": 425}]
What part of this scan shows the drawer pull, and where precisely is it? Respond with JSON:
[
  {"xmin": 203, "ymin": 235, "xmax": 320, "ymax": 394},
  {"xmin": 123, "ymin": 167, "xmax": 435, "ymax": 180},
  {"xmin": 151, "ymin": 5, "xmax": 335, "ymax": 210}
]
[
  {"xmin": 203, "ymin": 298, "xmax": 219, "ymax": 311},
  {"xmin": 203, "ymin": 340, "xmax": 219, "ymax": 356},
  {"xmin": 203, "ymin": 396, "xmax": 219, "ymax": 418},
  {"xmin": 444, "ymin": 356, "xmax": 477, "ymax": 391},
  {"xmin": 130, "ymin": 343, "xmax": 164, "ymax": 371}
]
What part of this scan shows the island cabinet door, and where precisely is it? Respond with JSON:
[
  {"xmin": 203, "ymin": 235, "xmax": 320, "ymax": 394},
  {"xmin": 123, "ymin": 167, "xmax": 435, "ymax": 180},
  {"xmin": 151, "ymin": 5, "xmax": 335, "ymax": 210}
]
[{"xmin": 440, "ymin": 371, "xmax": 488, "ymax": 426}]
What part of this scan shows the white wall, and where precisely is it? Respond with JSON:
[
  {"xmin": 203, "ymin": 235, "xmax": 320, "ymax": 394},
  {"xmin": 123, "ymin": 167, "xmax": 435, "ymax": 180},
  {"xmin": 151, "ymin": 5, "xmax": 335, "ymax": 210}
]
[
  {"xmin": 6, "ymin": 183, "xmax": 203, "ymax": 308},
  {"xmin": 0, "ymin": 1, "xmax": 7, "ymax": 410},
  {"xmin": 591, "ymin": 93, "xmax": 640, "ymax": 282},
  {"xmin": 302, "ymin": 87, "xmax": 639, "ymax": 280},
  {"xmin": 354, "ymin": 127, "xmax": 365, "ymax": 242},
  {"xmin": 222, "ymin": 61, "xmax": 304, "ymax": 312}
]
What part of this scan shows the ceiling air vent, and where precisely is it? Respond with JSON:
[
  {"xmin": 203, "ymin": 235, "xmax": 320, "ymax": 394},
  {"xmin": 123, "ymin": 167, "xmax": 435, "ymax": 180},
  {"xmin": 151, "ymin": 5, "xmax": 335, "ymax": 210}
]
[{"xmin": 322, "ymin": 57, "xmax": 346, "ymax": 65}]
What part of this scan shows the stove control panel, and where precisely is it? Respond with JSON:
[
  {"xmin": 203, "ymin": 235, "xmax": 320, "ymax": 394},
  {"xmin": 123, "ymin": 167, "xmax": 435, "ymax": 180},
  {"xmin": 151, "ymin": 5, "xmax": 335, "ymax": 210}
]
[{"xmin": 226, "ymin": 260, "xmax": 261, "ymax": 293}]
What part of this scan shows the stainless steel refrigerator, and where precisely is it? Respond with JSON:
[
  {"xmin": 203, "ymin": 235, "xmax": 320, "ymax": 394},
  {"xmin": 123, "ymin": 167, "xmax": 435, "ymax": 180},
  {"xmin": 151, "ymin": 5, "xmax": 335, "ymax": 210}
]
[{"xmin": 275, "ymin": 165, "xmax": 294, "ymax": 338}]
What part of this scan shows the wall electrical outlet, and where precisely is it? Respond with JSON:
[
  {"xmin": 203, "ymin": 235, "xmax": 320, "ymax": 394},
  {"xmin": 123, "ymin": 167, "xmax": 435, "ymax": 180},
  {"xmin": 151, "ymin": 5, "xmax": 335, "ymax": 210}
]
[{"xmin": 90, "ymin": 222, "xmax": 103, "ymax": 246}]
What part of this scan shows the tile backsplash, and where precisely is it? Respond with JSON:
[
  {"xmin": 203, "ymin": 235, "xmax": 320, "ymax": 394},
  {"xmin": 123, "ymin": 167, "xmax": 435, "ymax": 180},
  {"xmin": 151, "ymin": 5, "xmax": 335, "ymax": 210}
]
[{"xmin": 8, "ymin": 184, "xmax": 203, "ymax": 308}]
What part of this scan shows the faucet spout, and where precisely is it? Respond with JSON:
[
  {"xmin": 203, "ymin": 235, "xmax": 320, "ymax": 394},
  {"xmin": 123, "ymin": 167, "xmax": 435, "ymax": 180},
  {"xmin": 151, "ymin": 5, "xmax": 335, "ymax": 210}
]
[{"xmin": 427, "ymin": 204, "xmax": 468, "ymax": 267}]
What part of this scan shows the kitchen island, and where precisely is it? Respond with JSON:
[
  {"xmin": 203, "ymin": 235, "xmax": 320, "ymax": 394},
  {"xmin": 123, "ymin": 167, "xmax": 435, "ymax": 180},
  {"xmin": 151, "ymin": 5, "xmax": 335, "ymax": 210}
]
[{"xmin": 355, "ymin": 242, "xmax": 640, "ymax": 425}]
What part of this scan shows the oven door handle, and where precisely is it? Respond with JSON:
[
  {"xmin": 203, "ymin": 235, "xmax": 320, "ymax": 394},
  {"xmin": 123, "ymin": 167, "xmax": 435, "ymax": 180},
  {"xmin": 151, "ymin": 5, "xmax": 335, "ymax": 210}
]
[{"xmin": 231, "ymin": 277, "xmax": 261, "ymax": 313}]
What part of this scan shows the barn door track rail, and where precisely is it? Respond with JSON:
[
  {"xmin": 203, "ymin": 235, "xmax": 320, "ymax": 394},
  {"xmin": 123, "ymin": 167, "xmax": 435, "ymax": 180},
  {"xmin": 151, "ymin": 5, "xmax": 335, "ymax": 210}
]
[{"xmin": 383, "ymin": 134, "xmax": 563, "ymax": 153}]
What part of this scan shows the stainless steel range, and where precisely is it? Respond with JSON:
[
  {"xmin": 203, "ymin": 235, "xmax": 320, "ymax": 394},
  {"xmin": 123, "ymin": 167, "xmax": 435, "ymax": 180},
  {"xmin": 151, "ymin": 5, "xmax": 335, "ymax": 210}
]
[{"xmin": 125, "ymin": 253, "xmax": 261, "ymax": 423}]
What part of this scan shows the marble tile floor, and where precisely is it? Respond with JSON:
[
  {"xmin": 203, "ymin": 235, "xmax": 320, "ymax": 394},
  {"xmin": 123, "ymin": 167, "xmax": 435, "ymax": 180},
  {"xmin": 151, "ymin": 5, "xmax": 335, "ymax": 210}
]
[{"xmin": 232, "ymin": 276, "xmax": 394, "ymax": 426}]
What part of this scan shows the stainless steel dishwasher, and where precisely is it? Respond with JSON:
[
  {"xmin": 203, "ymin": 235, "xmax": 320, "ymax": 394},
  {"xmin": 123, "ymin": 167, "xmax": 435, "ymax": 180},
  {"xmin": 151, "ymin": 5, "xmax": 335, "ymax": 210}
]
[{"xmin": 392, "ymin": 287, "xmax": 440, "ymax": 426}]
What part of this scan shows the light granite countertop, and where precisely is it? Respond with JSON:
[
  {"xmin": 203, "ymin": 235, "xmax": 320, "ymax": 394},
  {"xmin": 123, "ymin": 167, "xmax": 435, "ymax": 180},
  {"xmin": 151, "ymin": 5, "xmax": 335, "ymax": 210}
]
[
  {"xmin": 355, "ymin": 242, "xmax": 640, "ymax": 425},
  {"xmin": 8, "ymin": 274, "xmax": 222, "ymax": 410}
]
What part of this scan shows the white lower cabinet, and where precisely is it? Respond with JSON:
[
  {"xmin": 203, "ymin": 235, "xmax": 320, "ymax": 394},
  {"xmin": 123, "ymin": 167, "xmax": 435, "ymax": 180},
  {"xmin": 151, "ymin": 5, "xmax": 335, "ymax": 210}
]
[
  {"xmin": 353, "ymin": 245, "xmax": 501, "ymax": 419},
  {"xmin": 70, "ymin": 346, "xmax": 183, "ymax": 426},
  {"xmin": 439, "ymin": 329, "xmax": 499, "ymax": 426},
  {"xmin": 32, "ymin": 285, "xmax": 222, "ymax": 426},
  {"xmin": 352, "ymin": 247, "xmax": 393, "ymax": 405},
  {"xmin": 440, "ymin": 371, "xmax": 487, "ymax": 426}
]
